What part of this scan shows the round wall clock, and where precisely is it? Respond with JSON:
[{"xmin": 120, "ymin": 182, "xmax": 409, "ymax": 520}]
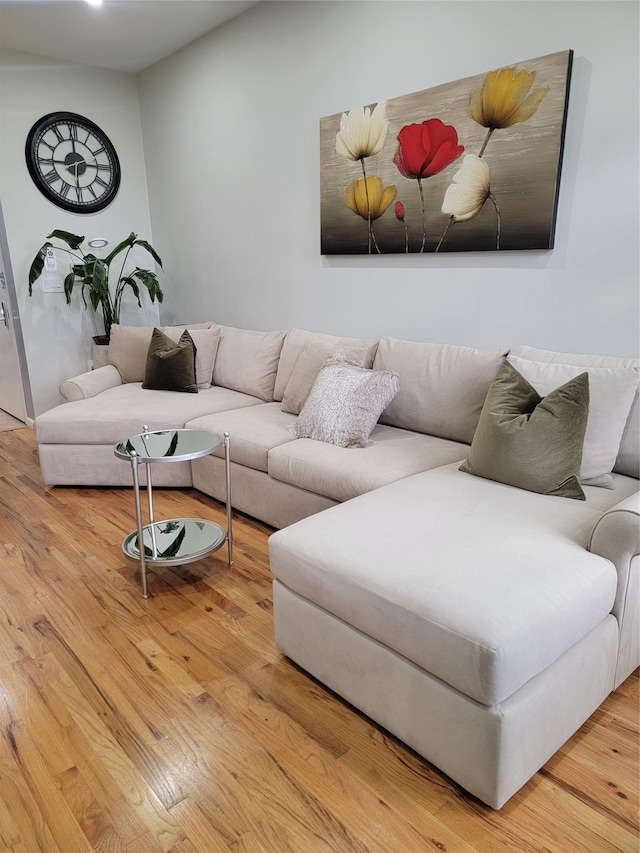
[{"xmin": 25, "ymin": 111, "xmax": 121, "ymax": 213}]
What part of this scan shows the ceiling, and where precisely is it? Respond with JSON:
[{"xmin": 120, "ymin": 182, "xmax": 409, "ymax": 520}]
[{"xmin": 0, "ymin": 0, "xmax": 262, "ymax": 73}]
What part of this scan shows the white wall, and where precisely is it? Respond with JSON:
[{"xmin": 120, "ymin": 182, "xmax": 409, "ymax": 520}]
[
  {"xmin": 139, "ymin": 0, "xmax": 639, "ymax": 358},
  {"xmin": 2, "ymin": 1, "xmax": 638, "ymax": 416},
  {"xmin": 0, "ymin": 49, "xmax": 157, "ymax": 415}
]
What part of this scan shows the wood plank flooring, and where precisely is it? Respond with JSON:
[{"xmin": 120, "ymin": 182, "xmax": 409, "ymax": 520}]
[{"xmin": 0, "ymin": 427, "xmax": 638, "ymax": 852}]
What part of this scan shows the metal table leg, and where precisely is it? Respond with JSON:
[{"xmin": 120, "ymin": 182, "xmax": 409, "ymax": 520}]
[
  {"xmin": 224, "ymin": 431, "xmax": 234, "ymax": 566},
  {"xmin": 130, "ymin": 450, "xmax": 149, "ymax": 599}
]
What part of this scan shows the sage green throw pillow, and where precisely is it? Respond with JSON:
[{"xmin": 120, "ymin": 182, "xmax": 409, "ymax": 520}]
[
  {"xmin": 142, "ymin": 328, "xmax": 198, "ymax": 393},
  {"xmin": 459, "ymin": 361, "xmax": 589, "ymax": 500}
]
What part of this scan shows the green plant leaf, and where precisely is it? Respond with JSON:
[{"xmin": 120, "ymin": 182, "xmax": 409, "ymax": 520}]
[
  {"xmin": 46, "ymin": 230, "xmax": 84, "ymax": 250},
  {"xmin": 28, "ymin": 243, "xmax": 53, "ymax": 294},
  {"xmin": 104, "ymin": 232, "xmax": 136, "ymax": 265},
  {"xmin": 63, "ymin": 272, "xmax": 75, "ymax": 305},
  {"xmin": 92, "ymin": 259, "xmax": 109, "ymax": 295},
  {"xmin": 71, "ymin": 263, "xmax": 86, "ymax": 278},
  {"xmin": 134, "ymin": 239, "xmax": 163, "ymax": 268},
  {"xmin": 133, "ymin": 269, "xmax": 164, "ymax": 303},
  {"xmin": 119, "ymin": 275, "xmax": 142, "ymax": 307},
  {"xmin": 87, "ymin": 286, "xmax": 99, "ymax": 311}
]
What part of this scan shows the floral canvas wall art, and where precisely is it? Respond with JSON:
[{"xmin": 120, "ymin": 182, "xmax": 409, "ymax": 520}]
[{"xmin": 320, "ymin": 50, "xmax": 573, "ymax": 255}]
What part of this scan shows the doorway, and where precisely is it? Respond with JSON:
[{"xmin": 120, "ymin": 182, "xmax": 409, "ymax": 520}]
[{"xmin": 0, "ymin": 200, "xmax": 34, "ymax": 424}]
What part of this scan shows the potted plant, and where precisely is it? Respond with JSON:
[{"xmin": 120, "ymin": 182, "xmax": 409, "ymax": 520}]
[{"xmin": 28, "ymin": 230, "xmax": 164, "ymax": 343}]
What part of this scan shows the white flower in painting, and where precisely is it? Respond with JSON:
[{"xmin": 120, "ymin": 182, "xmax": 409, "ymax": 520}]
[
  {"xmin": 335, "ymin": 100, "xmax": 389, "ymax": 161},
  {"xmin": 441, "ymin": 154, "xmax": 491, "ymax": 222}
]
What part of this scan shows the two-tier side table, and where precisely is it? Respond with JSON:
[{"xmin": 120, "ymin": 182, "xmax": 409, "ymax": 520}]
[{"xmin": 114, "ymin": 426, "xmax": 232, "ymax": 598}]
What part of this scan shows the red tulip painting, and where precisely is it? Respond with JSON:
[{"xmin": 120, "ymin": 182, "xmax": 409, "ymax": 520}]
[
  {"xmin": 320, "ymin": 50, "xmax": 573, "ymax": 254},
  {"xmin": 393, "ymin": 119, "xmax": 465, "ymax": 251}
]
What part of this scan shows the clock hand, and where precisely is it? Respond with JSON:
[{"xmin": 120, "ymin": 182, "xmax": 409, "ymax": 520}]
[{"xmin": 70, "ymin": 154, "xmax": 100, "ymax": 167}]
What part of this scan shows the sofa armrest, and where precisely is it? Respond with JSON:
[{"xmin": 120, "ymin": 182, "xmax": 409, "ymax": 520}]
[
  {"xmin": 59, "ymin": 365, "xmax": 123, "ymax": 401},
  {"xmin": 589, "ymin": 491, "xmax": 639, "ymax": 685},
  {"xmin": 589, "ymin": 492, "xmax": 640, "ymax": 571}
]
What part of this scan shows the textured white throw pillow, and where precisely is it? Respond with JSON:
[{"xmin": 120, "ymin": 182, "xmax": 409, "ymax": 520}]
[
  {"xmin": 507, "ymin": 354, "xmax": 638, "ymax": 486},
  {"xmin": 294, "ymin": 362, "xmax": 400, "ymax": 448},
  {"xmin": 281, "ymin": 343, "xmax": 370, "ymax": 415}
]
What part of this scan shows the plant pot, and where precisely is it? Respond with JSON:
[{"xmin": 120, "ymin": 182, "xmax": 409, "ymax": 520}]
[{"xmin": 92, "ymin": 338, "xmax": 110, "ymax": 369}]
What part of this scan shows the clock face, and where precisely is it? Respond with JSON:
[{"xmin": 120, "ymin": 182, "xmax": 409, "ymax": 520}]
[{"xmin": 25, "ymin": 112, "xmax": 121, "ymax": 213}]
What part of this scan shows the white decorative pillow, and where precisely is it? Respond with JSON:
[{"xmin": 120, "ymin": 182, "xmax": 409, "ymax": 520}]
[
  {"xmin": 281, "ymin": 343, "xmax": 370, "ymax": 415},
  {"xmin": 507, "ymin": 354, "xmax": 639, "ymax": 486},
  {"xmin": 163, "ymin": 326, "xmax": 219, "ymax": 388},
  {"xmin": 294, "ymin": 362, "xmax": 400, "ymax": 448}
]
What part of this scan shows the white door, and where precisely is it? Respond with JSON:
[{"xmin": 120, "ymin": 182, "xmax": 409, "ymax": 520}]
[{"xmin": 0, "ymin": 204, "xmax": 31, "ymax": 421}]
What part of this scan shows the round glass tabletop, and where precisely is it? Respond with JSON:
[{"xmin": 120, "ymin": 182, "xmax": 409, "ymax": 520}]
[{"xmin": 114, "ymin": 428, "xmax": 221, "ymax": 463}]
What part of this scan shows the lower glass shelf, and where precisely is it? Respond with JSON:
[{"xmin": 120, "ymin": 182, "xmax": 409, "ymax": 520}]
[{"xmin": 122, "ymin": 517, "xmax": 226, "ymax": 567}]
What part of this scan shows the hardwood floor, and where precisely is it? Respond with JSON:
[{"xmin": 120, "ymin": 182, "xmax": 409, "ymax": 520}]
[{"xmin": 0, "ymin": 427, "xmax": 638, "ymax": 852}]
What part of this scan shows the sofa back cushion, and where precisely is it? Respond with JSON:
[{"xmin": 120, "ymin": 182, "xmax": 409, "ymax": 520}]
[
  {"xmin": 511, "ymin": 346, "xmax": 640, "ymax": 480},
  {"xmin": 373, "ymin": 337, "xmax": 508, "ymax": 444},
  {"xmin": 108, "ymin": 322, "xmax": 216, "ymax": 384},
  {"xmin": 212, "ymin": 324, "xmax": 286, "ymax": 401},
  {"xmin": 163, "ymin": 326, "xmax": 220, "ymax": 389},
  {"xmin": 274, "ymin": 328, "xmax": 379, "ymax": 402},
  {"xmin": 108, "ymin": 324, "xmax": 153, "ymax": 383}
]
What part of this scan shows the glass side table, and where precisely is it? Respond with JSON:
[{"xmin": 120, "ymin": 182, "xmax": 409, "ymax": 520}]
[{"xmin": 114, "ymin": 426, "xmax": 233, "ymax": 598}]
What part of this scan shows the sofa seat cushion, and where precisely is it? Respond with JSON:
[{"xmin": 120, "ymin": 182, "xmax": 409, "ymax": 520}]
[
  {"xmin": 268, "ymin": 426, "xmax": 469, "ymax": 502},
  {"xmin": 187, "ymin": 403, "xmax": 298, "ymax": 472},
  {"xmin": 35, "ymin": 383, "xmax": 263, "ymax": 445},
  {"xmin": 269, "ymin": 463, "xmax": 638, "ymax": 706}
]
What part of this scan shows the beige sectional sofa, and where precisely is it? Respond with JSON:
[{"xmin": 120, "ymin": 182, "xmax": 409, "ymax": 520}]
[{"xmin": 34, "ymin": 321, "xmax": 640, "ymax": 808}]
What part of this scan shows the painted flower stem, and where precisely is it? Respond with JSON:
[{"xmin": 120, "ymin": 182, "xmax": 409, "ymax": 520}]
[
  {"xmin": 417, "ymin": 177, "xmax": 427, "ymax": 253},
  {"xmin": 478, "ymin": 128, "xmax": 494, "ymax": 158},
  {"xmin": 489, "ymin": 194, "xmax": 501, "ymax": 249},
  {"xmin": 435, "ymin": 216, "xmax": 454, "ymax": 253},
  {"xmin": 394, "ymin": 202, "xmax": 409, "ymax": 253},
  {"xmin": 360, "ymin": 159, "xmax": 374, "ymax": 254}
]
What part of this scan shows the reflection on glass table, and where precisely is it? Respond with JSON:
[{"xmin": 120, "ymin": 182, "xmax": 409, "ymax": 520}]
[{"xmin": 122, "ymin": 518, "xmax": 227, "ymax": 565}]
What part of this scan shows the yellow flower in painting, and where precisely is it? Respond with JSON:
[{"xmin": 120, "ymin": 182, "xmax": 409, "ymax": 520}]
[
  {"xmin": 335, "ymin": 101, "xmax": 389, "ymax": 161},
  {"xmin": 346, "ymin": 176, "xmax": 397, "ymax": 221},
  {"xmin": 441, "ymin": 154, "xmax": 491, "ymax": 222},
  {"xmin": 470, "ymin": 66, "xmax": 548, "ymax": 130}
]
